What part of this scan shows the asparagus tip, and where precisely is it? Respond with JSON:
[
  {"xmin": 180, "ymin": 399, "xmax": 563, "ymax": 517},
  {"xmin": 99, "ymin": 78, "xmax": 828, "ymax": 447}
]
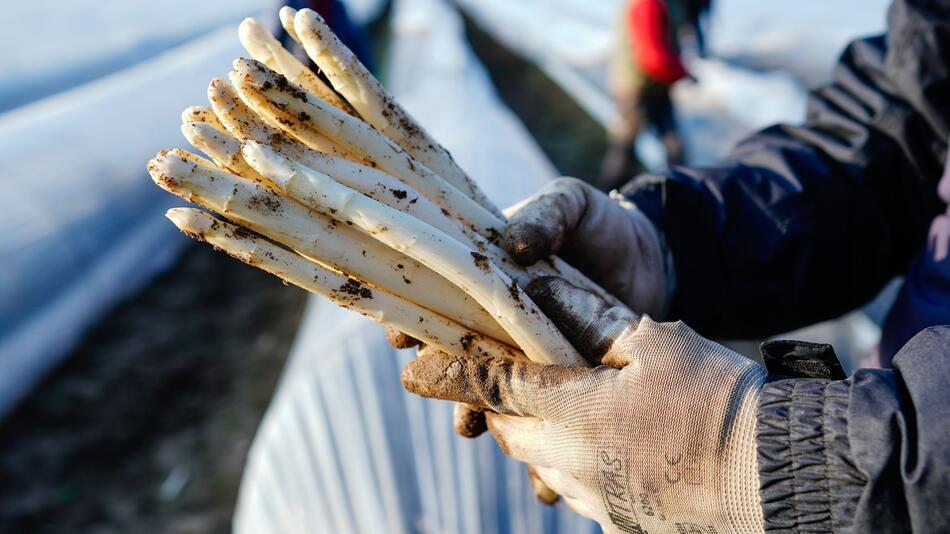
[
  {"xmin": 231, "ymin": 57, "xmax": 277, "ymax": 91},
  {"xmin": 279, "ymin": 5, "xmax": 297, "ymax": 20},
  {"xmin": 166, "ymin": 207, "xmax": 214, "ymax": 239},
  {"xmin": 231, "ymin": 56, "xmax": 257, "ymax": 74},
  {"xmin": 295, "ymin": 7, "xmax": 328, "ymax": 29},
  {"xmin": 147, "ymin": 148, "xmax": 204, "ymax": 190},
  {"xmin": 238, "ymin": 17, "xmax": 266, "ymax": 46},
  {"xmin": 180, "ymin": 106, "xmax": 206, "ymax": 124},
  {"xmin": 180, "ymin": 120, "xmax": 199, "ymax": 142},
  {"xmin": 207, "ymin": 77, "xmax": 228, "ymax": 95},
  {"xmin": 279, "ymin": 6, "xmax": 300, "ymax": 42},
  {"xmin": 181, "ymin": 121, "xmax": 239, "ymax": 165}
]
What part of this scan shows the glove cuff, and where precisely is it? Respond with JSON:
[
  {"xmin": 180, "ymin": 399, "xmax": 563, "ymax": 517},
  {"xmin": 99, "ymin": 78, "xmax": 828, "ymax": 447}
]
[{"xmin": 720, "ymin": 368, "xmax": 767, "ymax": 532}]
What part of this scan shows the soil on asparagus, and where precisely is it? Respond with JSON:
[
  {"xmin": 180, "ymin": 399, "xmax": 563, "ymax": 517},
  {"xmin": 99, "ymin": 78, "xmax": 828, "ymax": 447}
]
[{"xmin": 0, "ymin": 243, "xmax": 306, "ymax": 533}]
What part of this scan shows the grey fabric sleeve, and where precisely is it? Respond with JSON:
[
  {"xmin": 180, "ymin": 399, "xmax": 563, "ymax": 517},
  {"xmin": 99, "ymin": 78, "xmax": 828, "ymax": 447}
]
[
  {"xmin": 756, "ymin": 326, "xmax": 950, "ymax": 533},
  {"xmin": 756, "ymin": 379, "xmax": 867, "ymax": 532}
]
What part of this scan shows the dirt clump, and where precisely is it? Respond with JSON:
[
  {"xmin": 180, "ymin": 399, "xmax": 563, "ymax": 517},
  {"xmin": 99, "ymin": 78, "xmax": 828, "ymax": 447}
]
[{"xmin": 470, "ymin": 252, "xmax": 490, "ymax": 272}]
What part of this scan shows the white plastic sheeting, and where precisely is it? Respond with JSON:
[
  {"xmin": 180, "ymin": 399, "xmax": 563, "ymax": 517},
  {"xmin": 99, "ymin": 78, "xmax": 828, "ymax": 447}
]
[
  {"xmin": 0, "ymin": 25, "xmax": 256, "ymax": 417},
  {"xmin": 0, "ymin": 0, "xmax": 264, "ymax": 113},
  {"xmin": 708, "ymin": 0, "xmax": 891, "ymax": 87},
  {"xmin": 232, "ymin": 0, "xmax": 599, "ymax": 532}
]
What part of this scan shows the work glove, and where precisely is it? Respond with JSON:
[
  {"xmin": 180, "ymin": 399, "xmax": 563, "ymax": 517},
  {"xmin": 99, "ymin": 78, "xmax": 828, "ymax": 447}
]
[
  {"xmin": 386, "ymin": 177, "xmax": 670, "ymax": 434},
  {"xmin": 386, "ymin": 326, "xmax": 559, "ymax": 502},
  {"xmin": 502, "ymin": 177, "xmax": 673, "ymax": 319},
  {"xmin": 401, "ymin": 277, "xmax": 766, "ymax": 533},
  {"xmin": 384, "ymin": 327, "xmax": 490, "ymax": 437}
]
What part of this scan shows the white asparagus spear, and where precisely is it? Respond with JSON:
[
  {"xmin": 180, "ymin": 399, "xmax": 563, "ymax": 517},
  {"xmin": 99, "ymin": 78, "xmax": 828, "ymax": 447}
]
[
  {"xmin": 204, "ymin": 82, "xmax": 495, "ymax": 257},
  {"xmin": 208, "ymin": 78, "xmax": 320, "ymax": 159},
  {"xmin": 294, "ymin": 150, "xmax": 471, "ymax": 243},
  {"xmin": 243, "ymin": 141, "xmax": 586, "ymax": 366},
  {"xmin": 230, "ymin": 58, "xmax": 503, "ymax": 235},
  {"xmin": 207, "ymin": 77, "xmax": 354, "ymax": 163},
  {"xmin": 228, "ymin": 59, "xmax": 621, "ymax": 305},
  {"xmin": 292, "ymin": 8, "xmax": 502, "ymax": 217},
  {"xmin": 278, "ymin": 6, "xmax": 300, "ymax": 44},
  {"xmin": 181, "ymin": 106, "xmax": 225, "ymax": 131},
  {"xmin": 238, "ymin": 17, "xmax": 355, "ymax": 115},
  {"xmin": 148, "ymin": 148, "xmax": 512, "ymax": 344},
  {"xmin": 200, "ymin": 79, "xmax": 533, "ymax": 284},
  {"xmin": 285, "ymin": 146, "xmax": 541, "ymax": 285},
  {"xmin": 180, "ymin": 120, "xmax": 267, "ymax": 183},
  {"xmin": 167, "ymin": 207, "xmax": 520, "ymax": 358},
  {"xmin": 201, "ymin": 83, "xmax": 532, "ymax": 282}
]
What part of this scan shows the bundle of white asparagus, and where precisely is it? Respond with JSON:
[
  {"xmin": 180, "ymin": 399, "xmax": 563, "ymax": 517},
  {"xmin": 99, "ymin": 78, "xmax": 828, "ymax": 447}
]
[{"xmin": 149, "ymin": 8, "xmax": 617, "ymax": 367}]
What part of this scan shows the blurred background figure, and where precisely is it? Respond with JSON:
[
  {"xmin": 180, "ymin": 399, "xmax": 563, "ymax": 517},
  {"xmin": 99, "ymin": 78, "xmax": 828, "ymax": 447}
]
[
  {"xmin": 678, "ymin": 0, "xmax": 711, "ymax": 57},
  {"xmin": 599, "ymin": 0, "xmax": 690, "ymax": 192}
]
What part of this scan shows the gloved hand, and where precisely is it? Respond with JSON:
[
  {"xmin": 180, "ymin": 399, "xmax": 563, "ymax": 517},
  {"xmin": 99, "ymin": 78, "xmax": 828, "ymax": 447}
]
[
  {"xmin": 401, "ymin": 277, "xmax": 766, "ymax": 533},
  {"xmin": 384, "ymin": 326, "xmax": 491, "ymax": 437},
  {"xmin": 385, "ymin": 325, "xmax": 559, "ymax": 502},
  {"xmin": 502, "ymin": 177, "xmax": 673, "ymax": 318},
  {"xmin": 385, "ymin": 176, "xmax": 671, "ymax": 437}
]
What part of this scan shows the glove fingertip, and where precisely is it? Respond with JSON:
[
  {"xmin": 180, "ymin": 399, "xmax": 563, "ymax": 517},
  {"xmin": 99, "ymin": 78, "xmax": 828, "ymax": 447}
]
[
  {"xmin": 386, "ymin": 326, "xmax": 422, "ymax": 349},
  {"xmin": 501, "ymin": 221, "xmax": 553, "ymax": 266},
  {"xmin": 527, "ymin": 465, "xmax": 560, "ymax": 506},
  {"xmin": 525, "ymin": 276, "xmax": 637, "ymax": 365},
  {"xmin": 399, "ymin": 355, "xmax": 436, "ymax": 396},
  {"xmin": 454, "ymin": 403, "xmax": 488, "ymax": 438},
  {"xmin": 400, "ymin": 349, "xmax": 467, "ymax": 402}
]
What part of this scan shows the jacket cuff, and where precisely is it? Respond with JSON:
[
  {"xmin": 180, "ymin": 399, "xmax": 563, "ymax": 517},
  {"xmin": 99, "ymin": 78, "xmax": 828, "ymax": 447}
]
[{"xmin": 756, "ymin": 379, "xmax": 867, "ymax": 532}]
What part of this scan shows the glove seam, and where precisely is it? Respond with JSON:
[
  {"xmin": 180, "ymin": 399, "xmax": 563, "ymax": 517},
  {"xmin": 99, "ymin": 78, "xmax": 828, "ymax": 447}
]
[{"xmin": 720, "ymin": 366, "xmax": 767, "ymax": 533}]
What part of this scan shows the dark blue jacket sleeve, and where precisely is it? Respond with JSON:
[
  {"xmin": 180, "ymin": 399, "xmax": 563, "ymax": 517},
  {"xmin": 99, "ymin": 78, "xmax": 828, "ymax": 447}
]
[
  {"xmin": 756, "ymin": 326, "xmax": 950, "ymax": 532},
  {"xmin": 622, "ymin": 0, "xmax": 950, "ymax": 338}
]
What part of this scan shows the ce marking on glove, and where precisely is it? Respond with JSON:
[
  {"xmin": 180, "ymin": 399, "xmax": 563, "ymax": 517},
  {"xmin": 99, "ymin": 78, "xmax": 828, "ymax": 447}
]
[{"xmin": 664, "ymin": 452, "xmax": 701, "ymax": 486}]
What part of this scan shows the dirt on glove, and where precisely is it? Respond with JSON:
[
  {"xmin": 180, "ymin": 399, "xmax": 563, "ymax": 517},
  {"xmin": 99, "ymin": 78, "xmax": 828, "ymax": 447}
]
[
  {"xmin": 453, "ymin": 403, "xmax": 488, "ymax": 438},
  {"xmin": 401, "ymin": 348, "xmax": 580, "ymax": 416}
]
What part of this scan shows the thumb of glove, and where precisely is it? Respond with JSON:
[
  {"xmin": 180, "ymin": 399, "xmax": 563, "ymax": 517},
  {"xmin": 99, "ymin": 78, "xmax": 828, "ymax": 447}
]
[{"xmin": 525, "ymin": 276, "xmax": 640, "ymax": 368}]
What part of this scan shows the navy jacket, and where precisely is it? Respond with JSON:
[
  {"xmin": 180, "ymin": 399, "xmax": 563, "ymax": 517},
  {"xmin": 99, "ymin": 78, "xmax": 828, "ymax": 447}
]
[{"xmin": 622, "ymin": 0, "xmax": 950, "ymax": 530}]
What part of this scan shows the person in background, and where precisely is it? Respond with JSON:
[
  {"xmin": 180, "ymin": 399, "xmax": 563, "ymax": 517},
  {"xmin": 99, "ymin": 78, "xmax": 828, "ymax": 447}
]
[
  {"xmin": 678, "ymin": 0, "xmax": 711, "ymax": 57},
  {"xmin": 599, "ymin": 0, "xmax": 689, "ymax": 192}
]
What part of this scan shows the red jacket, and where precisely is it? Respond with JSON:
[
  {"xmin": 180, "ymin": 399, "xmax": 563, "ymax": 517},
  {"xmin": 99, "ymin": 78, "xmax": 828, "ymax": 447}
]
[{"xmin": 627, "ymin": 0, "xmax": 688, "ymax": 84}]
